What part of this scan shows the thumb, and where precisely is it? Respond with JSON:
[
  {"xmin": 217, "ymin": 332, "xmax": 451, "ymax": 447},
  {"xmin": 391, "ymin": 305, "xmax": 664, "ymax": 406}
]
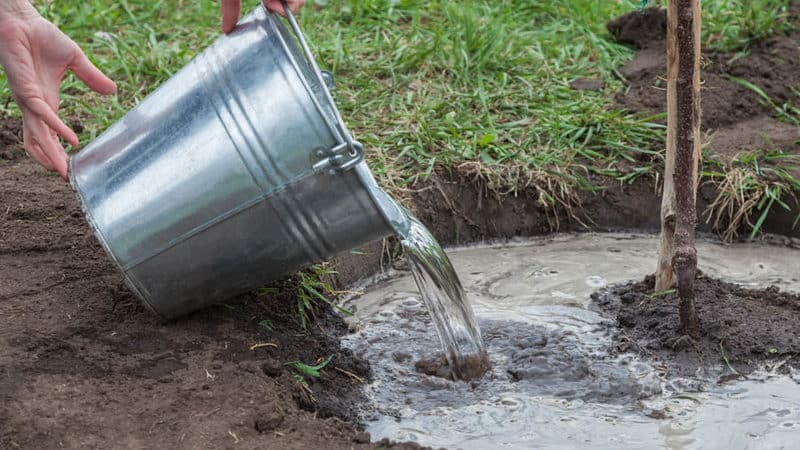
[
  {"xmin": 221, "ymin": 0, "xmax": 241, "ymax": 34},
  {"xmin": 69, "ymin": 48, "xmax": 116, "ymax": 95}
]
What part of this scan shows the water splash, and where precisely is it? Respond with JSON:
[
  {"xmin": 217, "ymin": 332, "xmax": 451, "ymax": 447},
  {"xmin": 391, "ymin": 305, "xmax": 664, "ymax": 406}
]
[{"xmin": 399, "ymin": 213, "xmax": 489, "ymax": 380}]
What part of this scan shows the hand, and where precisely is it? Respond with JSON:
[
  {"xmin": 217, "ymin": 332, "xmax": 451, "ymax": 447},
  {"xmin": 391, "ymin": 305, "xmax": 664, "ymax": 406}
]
[
  {"xmin": 222, "ymin": 0, "xmax": 306, "ymax": 34},
  {"xmin": 0, "ymin": 2, "xmax": 116, "ymax": 180}
]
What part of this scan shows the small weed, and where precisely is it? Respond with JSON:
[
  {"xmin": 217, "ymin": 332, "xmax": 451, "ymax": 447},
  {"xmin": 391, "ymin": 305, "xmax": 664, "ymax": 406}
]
[
  {"xmin": 720, "ymin": 340, "xmax": 739, "ymax": 375},
  {"xmin": 286, "ymin": 355, "xmax": 334, "ymax": 384},
  {"xmin": 648, "ymin": 288, "xmax": 676, "ymax": 299},
  {"xmin": 297, "ymin": 264, "xmax": 353, "ymax": 329},
  {"xmin": 258, "ymin": 319, "xmax": 274, "ymax": 331}
]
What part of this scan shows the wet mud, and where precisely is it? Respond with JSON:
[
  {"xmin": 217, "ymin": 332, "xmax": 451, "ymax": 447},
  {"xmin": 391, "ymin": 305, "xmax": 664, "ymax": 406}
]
[
  {"xmin": 343, "ymin": 234, "xmax": 800, "ymax": 449},
  {"xmin": 593, "ymin": 274, "xmax": 800, "ymax": 377},
  {"xmin": 414, "ymin": 352, "xmax": 490, "ymax": 381}
]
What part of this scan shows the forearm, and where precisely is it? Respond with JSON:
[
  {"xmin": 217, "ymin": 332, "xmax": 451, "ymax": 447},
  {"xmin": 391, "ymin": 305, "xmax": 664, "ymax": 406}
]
[{"xmin": 0, "ymin": 0, "xmax": 38, "ymax": 20}]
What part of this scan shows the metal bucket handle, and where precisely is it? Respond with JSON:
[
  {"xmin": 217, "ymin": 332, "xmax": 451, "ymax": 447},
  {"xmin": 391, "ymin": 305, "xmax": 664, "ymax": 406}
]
[{"xmin": 273, "ymin": 0, "xmax": 365, "ymax": 172}]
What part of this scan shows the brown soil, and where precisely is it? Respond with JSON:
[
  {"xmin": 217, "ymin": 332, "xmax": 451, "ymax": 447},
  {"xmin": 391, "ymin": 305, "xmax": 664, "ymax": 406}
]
[
  {"xmin": 0, "ymin": 119, "xmax": 417, "ymax": 450},
  {"xmin": 591, "ymin": 273, "xmax": 800, "ymax": 378},
  {"xmin": 612, "ymin": 6, "xmax": 800, "ymax": 162},
  {"xmin": 607, "ymin": 7, "xmax": 667, "ymax": 49}
]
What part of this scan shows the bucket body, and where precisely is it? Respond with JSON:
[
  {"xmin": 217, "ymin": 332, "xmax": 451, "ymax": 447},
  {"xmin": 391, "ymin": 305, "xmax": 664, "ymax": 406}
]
[{"xmin": 70, "ymin": 6, "xmax": 403, "ymax": 319}]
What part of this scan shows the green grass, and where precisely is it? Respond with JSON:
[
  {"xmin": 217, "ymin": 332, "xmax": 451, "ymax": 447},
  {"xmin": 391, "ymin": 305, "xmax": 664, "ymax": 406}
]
[
  {"xmin": 0, "ymin": 0, "xmax": 793, "ymax": 189},
  {"xmin": 0, "ymin": 0, "xmax": 663, "ymax": 190},
  {"xmin": 644, "ymin": 0, "xmax": 793, "ymax": 51},
  {"xmin": 296, "ymin": 264, "xmax": 351, "ymax": 329},
  {"xmin": 0, "ymin": 0, "xmax": 797, "ymax": 324},
  {"xmin": 309, "ymin": 0, "xmax": 663, "ymax": 191},
  {"xmin": 703, "ymin": 0, "xmax": 793, "ymax": 52}
]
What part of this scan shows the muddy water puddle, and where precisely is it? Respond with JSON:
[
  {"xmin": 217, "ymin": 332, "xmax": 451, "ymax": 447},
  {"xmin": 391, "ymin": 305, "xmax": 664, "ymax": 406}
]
[{"xmin": 341, "ymin": 233, "xmax": 800, "ymax": 449}]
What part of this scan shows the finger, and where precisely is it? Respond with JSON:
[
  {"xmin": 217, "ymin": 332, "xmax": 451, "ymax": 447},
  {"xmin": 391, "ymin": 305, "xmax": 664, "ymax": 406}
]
[
  {"xmin": 292, "ymin": 0, "xmax": 306, "ymax": 14},
  {"xmin": 23, "ymin": 109, "xmax": 69, "ymax": 178},
  {"xmin": 69, "ymin": 50, "xmax": 117, "ymax": 95},
  {"xmin": 265, "ymin": 0, "xmax": 305, "ymax": 15},
  {"xmin": 23, "ymin": 97, "xmax": 78, "ymax": 147},
  {"xmin": 39, "ymin": 129, "xmax": 69, "ymax": 180},
  {"xmin": 264, "ymin": 0, "xmax": 286, "ymax": 16},
  {"xmin": 22, "ymin": 133, "xmax": 55, "ymax": 171},
  {"xmin": 21, "ymin": 117, "xmax": 55, "ymax": 171},
  {"xmin": 221, "ymin": 0, "xmax": 241, "ymax": 34}
]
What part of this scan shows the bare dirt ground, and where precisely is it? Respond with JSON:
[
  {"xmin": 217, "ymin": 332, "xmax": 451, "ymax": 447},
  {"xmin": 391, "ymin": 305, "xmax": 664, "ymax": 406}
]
[
  {"xmin": 611, "ymin": 5, "xmax": 800, "ymax": 163},
  {"xmin": 0, "ymin": 119, "xmax": 423, "ymax": 450}
]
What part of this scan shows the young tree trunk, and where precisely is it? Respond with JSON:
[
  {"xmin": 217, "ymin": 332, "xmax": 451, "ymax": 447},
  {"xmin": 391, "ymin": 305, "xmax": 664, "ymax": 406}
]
[{"xmin": 655, "ymin": 0, "xmax": 702, "ymax": 336}]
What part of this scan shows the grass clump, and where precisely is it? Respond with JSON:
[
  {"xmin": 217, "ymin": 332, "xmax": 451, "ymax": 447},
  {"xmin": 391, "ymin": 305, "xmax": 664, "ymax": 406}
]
[
  {"xmin": 703, "ymin": 79, "xmax": 800, "ymax": 242},
  {"xmin": 704, "ymin": 150, "xmax": 800, "ymax": 242},
  {"xmin": 296, "ymin": 264, "xmax": 352, "ymax": 329},
  {"xmin": 703, "ymin": 0, "xmax": 793, "ymax": 52}
]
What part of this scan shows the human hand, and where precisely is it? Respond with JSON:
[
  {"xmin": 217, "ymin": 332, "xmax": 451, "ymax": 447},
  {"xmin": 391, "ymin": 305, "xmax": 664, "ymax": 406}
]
[
  {"xmin": 222, "ymin": 0, "xmax": 306, "ymax": 34},
  {"xmin": 0, "ymin": 1, "xmax": 116, "ymax": 180}
]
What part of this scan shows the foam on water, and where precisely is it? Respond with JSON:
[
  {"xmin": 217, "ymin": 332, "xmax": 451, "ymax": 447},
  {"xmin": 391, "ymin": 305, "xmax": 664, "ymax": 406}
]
[{"xmin": 341, "ymin": 233, "xmax": 800, "ymax": 449}]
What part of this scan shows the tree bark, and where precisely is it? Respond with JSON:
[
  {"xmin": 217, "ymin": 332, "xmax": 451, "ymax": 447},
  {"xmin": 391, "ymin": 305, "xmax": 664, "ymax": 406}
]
[{"xmin": 656, "ymin": 0, "xmax": 702, "ymax": 336}]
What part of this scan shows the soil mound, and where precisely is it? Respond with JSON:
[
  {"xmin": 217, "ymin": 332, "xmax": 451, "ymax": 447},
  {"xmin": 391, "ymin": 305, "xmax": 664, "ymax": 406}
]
[
  {"xmin": 592, "ymin": 273, "xmax": 800, "ymax": 378},
  {"xmin": 607, "ymin": 7, "xmax": 667, "ymax": 49},
  {"xmin": 611, "ymin": 6, "xmax": 800, "ymax": 160}
]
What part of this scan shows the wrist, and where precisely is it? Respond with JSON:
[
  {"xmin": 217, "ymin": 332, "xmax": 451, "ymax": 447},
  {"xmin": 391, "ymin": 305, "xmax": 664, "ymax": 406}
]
[{"xmin": 0, "ymin": 0, "xmax": 38, "ymax": 20}]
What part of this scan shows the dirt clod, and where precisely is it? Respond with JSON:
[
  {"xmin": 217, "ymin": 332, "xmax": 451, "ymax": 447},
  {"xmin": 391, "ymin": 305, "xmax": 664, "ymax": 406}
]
[
  {"xmin": 261, "ymin": 358, "xmax": 283, "ymax": 377},
  {"xmin": 353, "ymin": 431, "xmax": 372, "ymax": 444},
  {"xmin": 607, "ymin": 7, "xmax": 667, "ymax": 49},
  {"xmin": 254, "ymin": 409, "xmax": 285, "ymax": 433},
  {"xmin": 414, "ymin": 351, "xmax": 491, "ymax": 381}
]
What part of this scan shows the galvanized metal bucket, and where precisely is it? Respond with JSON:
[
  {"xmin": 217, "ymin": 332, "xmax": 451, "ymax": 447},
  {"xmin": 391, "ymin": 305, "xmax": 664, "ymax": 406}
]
[{"xmin": 69, "ymin": 4, "xmax": 406, "ymax": 319}]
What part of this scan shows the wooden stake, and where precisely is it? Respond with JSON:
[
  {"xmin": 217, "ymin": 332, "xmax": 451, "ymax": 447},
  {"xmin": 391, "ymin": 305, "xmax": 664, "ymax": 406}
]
[
  {"xmin": 656, "ymin": 0, "xmax": 702, "ymax": 336},
  {"xmin": 655, "ymin": 0, "xmax": 680, "ymax": 293}
]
